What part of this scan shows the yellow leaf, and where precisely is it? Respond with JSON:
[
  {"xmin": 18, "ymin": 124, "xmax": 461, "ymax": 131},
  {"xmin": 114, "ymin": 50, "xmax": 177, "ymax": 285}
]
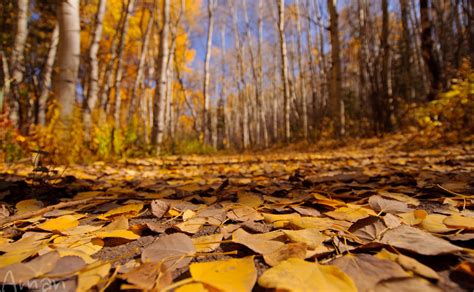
[
  {"xmin": 444, "ymin": 215, "xmax": 474, "ymax": 230},
  {"xmin": 325, "ymin": 204, "xmax": 376, "ymax": 222},
  {"xmin": 258, "ymin": 258, "xmax": 357, "ymax": 292},
  {"xmin": 398, "ymin": 210, "xmax": 427, "ymax": 225},
  {"xmin": 97, "ymin": 203, "xmax": 143, "ymax": 220},
  {"xmin": 73, "ymin": 191, "xmax": 105, "ymax": 200},
  {"xmin": 283, "ymin": 228, "xmax": 325, "ymax": 249},
  {"xmin": 237, "ymin": 192, "xmax": 263, "ymax": 208},
  {"xmin": 232, "ymin": 228, "xmax": 284, "ymax": 255},
  {"xmin": 176, "ymin": 282, "xmax": 208, "ymax": 292},
  {"xmin": 77, "ymin": 262, "xmax": 111, "ymax": 292},
  {"xmin": 16, "ymin": 199, "xmax": 44, "ymax": 215},
  {"xmin": 95, "ymin": 230, "xmax": 140, "ymax": 240},
  {"xmin": 0, "ymin": 248, "xmax": 40, "ymax": 268},
  {"xmin": 37, "ymin": 215, "xmax": 80, "ymax": 232},
  {"xmin": 190, "ymin": 256, "xmax": 257, "ymax": 292},
  {"xmin": 175, "ymin": 217, "xmax": 206, "ymax": 234},
  {"xmin": 56, "ymin": 248, "xmax": 96, "ymax": 264},
  {"xmin": 192, "ymin": 233, "xmax": 223, "ymax": 252},
  {"xmin": 420, "ymin": 214, "xmax": 454, "ymax": 233}
]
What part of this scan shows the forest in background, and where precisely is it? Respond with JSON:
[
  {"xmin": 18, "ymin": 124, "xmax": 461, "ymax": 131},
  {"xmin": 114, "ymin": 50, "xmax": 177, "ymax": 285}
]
[{"xmin": 0, "ymin": 0, "xmax": 473, "ymax": 163}]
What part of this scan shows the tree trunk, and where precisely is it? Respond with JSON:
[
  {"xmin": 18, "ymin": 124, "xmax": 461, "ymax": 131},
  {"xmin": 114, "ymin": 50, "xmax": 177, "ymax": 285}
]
[
  {"xmin": 381, "ymin": 0, "xmax": 393, "ymax": 131},
  {"xmin": 84, "ymin": 0, "xmax": 107, "ymax": 133},
  {"xmin": 277, "ymin": 0, "xmax": 291, "ymax": 143},
  {"xmin": 327, "ymin": 0, "xmax": 344, "ymax": 137},
  {"xmin": 129, "ymin": 6, "xmax": 154, "ymax": 119},
  {"xmin": 38, "ymin": 24, "xmax": 59, "ymax": 126},
  {"xmin": 54, "ymin": 0, "xmax": 81, "ymax": 124},
  {"xmin": 9, "ymin": 0, "xmax": 29, "ymax": 128},
  {"xmin": 112, "ymin": 0, "xmax": 135, "ymax": 127},
  {"xmin": 258, "ymin": 0, "xmax": 269, "ymax": 147},
  {"xmin": 151, "ymin": 0, "xmax": 170, "ymax": 153},
  {"xmin": 420, "ymin": 0, "xmax": 442, "ymax": 101},
  {"xmin": 295, "ymin": 0, "xmax": 308, "ymax": 140},
  {"xmin": 203, "ymin": 0, "xmax": 215, "ymax": 145}
]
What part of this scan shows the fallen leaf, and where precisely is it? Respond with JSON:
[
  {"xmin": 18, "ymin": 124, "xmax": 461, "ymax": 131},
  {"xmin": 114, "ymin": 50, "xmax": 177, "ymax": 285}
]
[
  {"xmin": 258, "ymin": 258, "xmax": 357, "ymax": 292},
  {"xmin": 291, "ymin": 205, "xmax": 321, "ymax": 217},
  {"xmin": 263, "ymin": 243, "xmax": 307, "ymax": 266},
  {"xmin": 283, "ymin": 228, "xmax": 325, "ymax": 249},
  {"xmin": 398, "ymin": 210, "xmax": 428, "ymax": 225},
  {"xmin": 368, "ymin": 195, "xmax": 412, "ymax": 214},
  {"xmin": 77, "ymin": 262, "xmax": 111, "ymax": 292},
  {"xmin": 348, "ymin": 216, "xmax": 388, "ymax": 243},
  {"xmin": 95, "ymin": 230, "xmax": 140, "ymax": 240},
  {"xmin": 97, "ymin": 203, "xmax": 144, "ymax": 220},
  {"xmin": 120, "ymin": 262, "xmax": 171, "ymax": 290},
  {"xmin": 444, "ymin": 214, "xmax": 474, "ymax": 230},
  {"xmin": 227, "ymin": 206, "xmax": 263, "ymax": 222},
  {"xmin": 142, "ymin": 233, "xmax": 195, "ymax": 270},
  {"xmin": 16, "ymin": 199, "xmax": 44, "ymax": 215},
  {"xmin": 237, "ymin": 192, "xmax": 263, "ymax": 208},
  {"xmin": 331, "ymin": 253, "xmax": 407, "ymax": 292},
  {"xmin": 420, "ymin": 214, "xmax": 455, "ymax": 233},
  {"xmin": 175, "ymin": 282, "xmax": 208, "ymax": 292},
  {"xmin": 189, "ymin": 256, "xmax": 257, "ymax": 292},
  {"xmin": 379, "ymin": 224, "xmax": 463, "ymax": 255},
  {"xmin": 376, "ymin": 249, "xmax": 440, "ymax": 280},
  {"xmin": 37, "ymin": 215, "xmax": 80, "ymax": 232},
  {"xmin": 232, "ymin": 228, "xmax": 284, "ymax": 255},
  {"xmin": 175, "ymin": 217, "xmax": 206, "ymax": 234},
  {"xmin": 325, "ymin": 204, "xmax": 376, "ymax": 222},
  {"xmin": 151, "ymin": 200, "xmax": 170, "ymax": 219},
  {"xmin": 192, "ymin": 233, "xmax": 223, "ymax": 252},
  {"xmin": 375, "ymin": 277, "xmax": 443, "ymax": 292}
]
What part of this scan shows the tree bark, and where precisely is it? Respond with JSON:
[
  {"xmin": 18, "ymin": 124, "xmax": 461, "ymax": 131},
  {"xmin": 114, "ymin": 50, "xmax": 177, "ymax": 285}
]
[
  {"xmin": 9, "ymin": 0, "xmax": 29, "ymax": 128},
  {"xmin": 420, "ymin": 0, "xmax": 442, "ymax": 101},
  {"xmin": 381, "ymin": 0, "xmax": 393, "ymax": 131},
  {"xmin": 277, "ymin": 0, "xmax": 291, "ymax": 143},
  {"xmin": 151, "ymin": 0, "xmax": 170, "ymax": 153},
  {"xmin": 295, "ymin": 0, "xmax": 308, "ymax": 140},
  {"xmin": 84, "ymin": 0, "xmax": 107, "ymax": 133},
  {"xmin": 203, "ymin": 0, "xmax": 215, "ymax": 145},
  {"xmin": 38, "ymin": 24, "xmax": 59, "ymax": 126},
  {"xmin": 54, "ymin": 0, "xmax": 81, "ymax": 124},
  {"xmin": 327, "ymin": 0, "xmax": 344, "ymax": 137}
]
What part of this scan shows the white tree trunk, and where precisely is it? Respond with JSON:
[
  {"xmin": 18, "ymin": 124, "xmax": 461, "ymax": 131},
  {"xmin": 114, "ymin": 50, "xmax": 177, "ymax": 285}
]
[
  {"xmin": 151, "ymin": 0, "xmax": 170, "ymax": 152},
  {"xmin": 84, "ymin": 0, "xmax": 107, "ymax": 132},
  {"xmin": 54, "ymin": 0, "xmax": 81, "ymax": 123},
  {"xmin": 38, "ymin": 24, "xmax": 59, "ymax": 125},
  {"xmin": 277, "ymin": 0, "xmax": 291, "ymax": 143},
  {"xmin": 203, "ymin": 0, "xmax": 215, "ymax": 145},
  {"xmin": 9, "ymin": 0, "xmax": 29, "ymax": 127}
]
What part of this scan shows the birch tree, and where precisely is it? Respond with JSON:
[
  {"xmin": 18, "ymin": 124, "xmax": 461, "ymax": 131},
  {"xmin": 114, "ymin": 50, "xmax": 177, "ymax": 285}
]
[
  {"xmin": 151, "ymin": 0, "xmax": 170, "ymax": 152},
  {"xmin": 54, "ymin": 0, "xmax": 81, "ymax": 124},
  {"xmin": 277, "ymin": 0, "xmax": 291, "ymax": 143}
]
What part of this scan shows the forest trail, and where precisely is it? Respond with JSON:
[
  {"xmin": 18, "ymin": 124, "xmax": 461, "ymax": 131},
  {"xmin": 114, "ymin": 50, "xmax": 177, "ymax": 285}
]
[{"xmin": 0, "ymin": 139, "xmax": 473, "ymax": 291}]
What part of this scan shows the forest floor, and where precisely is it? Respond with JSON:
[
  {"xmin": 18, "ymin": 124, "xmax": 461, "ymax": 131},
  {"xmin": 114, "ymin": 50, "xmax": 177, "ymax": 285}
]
[{"xmin": 0, "ymin": 136, "xmax": 473, "ymax": 291}]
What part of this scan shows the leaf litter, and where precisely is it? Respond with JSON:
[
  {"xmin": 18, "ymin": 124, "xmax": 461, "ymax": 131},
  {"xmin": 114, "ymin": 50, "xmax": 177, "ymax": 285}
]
[{"xmin": 0, "ymin": 143, "xmax": 473, "ymax": 291}]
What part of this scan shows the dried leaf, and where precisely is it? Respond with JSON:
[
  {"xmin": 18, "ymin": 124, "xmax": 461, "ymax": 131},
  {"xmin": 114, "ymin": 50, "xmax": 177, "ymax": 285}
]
[
  {"xmin": 141, "ymin": 233, "xmax": 195, "ymax": 270},
  {"xmin": 77, "ymin": 262, "xmax": 111, "ymax": 292},
  {"xmin": 151, "ymin": 200, "xmax": 170, "ymax": 219},
  {"xmin": 258, "ymin": 258, "xmax": 357, "ymax": 292},
  {"xmin": 376, "ymin": 249, "xmax": 440, "ymax": 280},
  {"xmin": 227, "ymin": 206, "xmax": 263, "ymax": 222},
  {"xmin": 375, "ymin": 277, "xmax": 443, "ymax": 292},
  {"xmin": 16, "ymin": 199, "xmax": 44, "ymax": 215},
  {"xmin": 120, "ymin": 262, "xmax": 171, "ymax": 290},
  {"xmin": 444, "ymin": 214, "xmax": 474, "ymax": 230},
  {"xmin": 37, "ymin": 215, "xmax": 80, "ymax": 232},
  {"xmin": 325, "ymin": 204, "xmax": 376, "ymax": 222},
  {"xmin": 189, "ymin": 256, "xmax": 257, "ymax": 292},
  {"xmin": 283, "ymin": 228, "xmax": 325, "ymax": 249},
  {"xmin": 97, "ymin": 203, "xmax": 144, "ymax": 220},
  {"xmin": 263, "ymin": 242, "xmax": 307, "ymax": 266},
  {"xmin": 379, "ymin": 224, "xmax": 463, "ymax": 255},
  {"xmin": 95, "ymin": 230, "xmax": 140, "ymax": 240},
  {"xmin": 232, "ymin": 228, "xmax": 284, "ymax": 255},
  {"xmin": 369, "ymin": 195, "xmax": 412, "ymax": 214},
  {"xmin": 192, "ymin": 233, "xmax": 223, "ymax": 252},
  {"xmin": 331, "ymin": 253, "xmax": 408, "ymax": 291}
]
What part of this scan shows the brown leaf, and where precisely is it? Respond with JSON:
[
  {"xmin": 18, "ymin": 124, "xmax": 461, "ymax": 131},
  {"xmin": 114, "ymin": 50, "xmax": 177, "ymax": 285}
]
[
  {"xmin": 368, "ymin": 195, "xmax": 412, "ymax": 214},
  {"xmin": 348, "ymin": 216, "xmax": 388, "ymax": 243},
  {"xmin": 121, "ymin": 262, "xmax": 172, "ymax": 290},
  {"xmin": 263, "ymin": 243, "xmax": 307, "ymax": 266},
  {"xmin": 379, "ymin": 224, "xmax": 463, "ymax": 255},
  {"xmin": 151, "ymin": 200, "xmax": 170, "ymax": 219},
  {"xmin": 375, "ymin": 277, "xmax": 443, "ymax": 292},
  {"xmin": 141, "ymin": 233, "xmax": 195, "ymax": 270},
  {"xmin": 330, "ymin": 253, "xmax": 408, "ymax": 292},
  {"xmin": 227, "ymin": 206, "xmax": 263, "ymax": 222},
  {"xmin": 232, "ymin": 228, "xmax": 284, "ymax": 255}
]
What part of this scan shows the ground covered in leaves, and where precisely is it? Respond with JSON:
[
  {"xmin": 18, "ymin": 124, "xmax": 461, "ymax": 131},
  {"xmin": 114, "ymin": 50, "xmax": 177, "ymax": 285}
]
[{"xmin": 0, "ymin": 140, "xmax": 473, "ymax": 291}]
